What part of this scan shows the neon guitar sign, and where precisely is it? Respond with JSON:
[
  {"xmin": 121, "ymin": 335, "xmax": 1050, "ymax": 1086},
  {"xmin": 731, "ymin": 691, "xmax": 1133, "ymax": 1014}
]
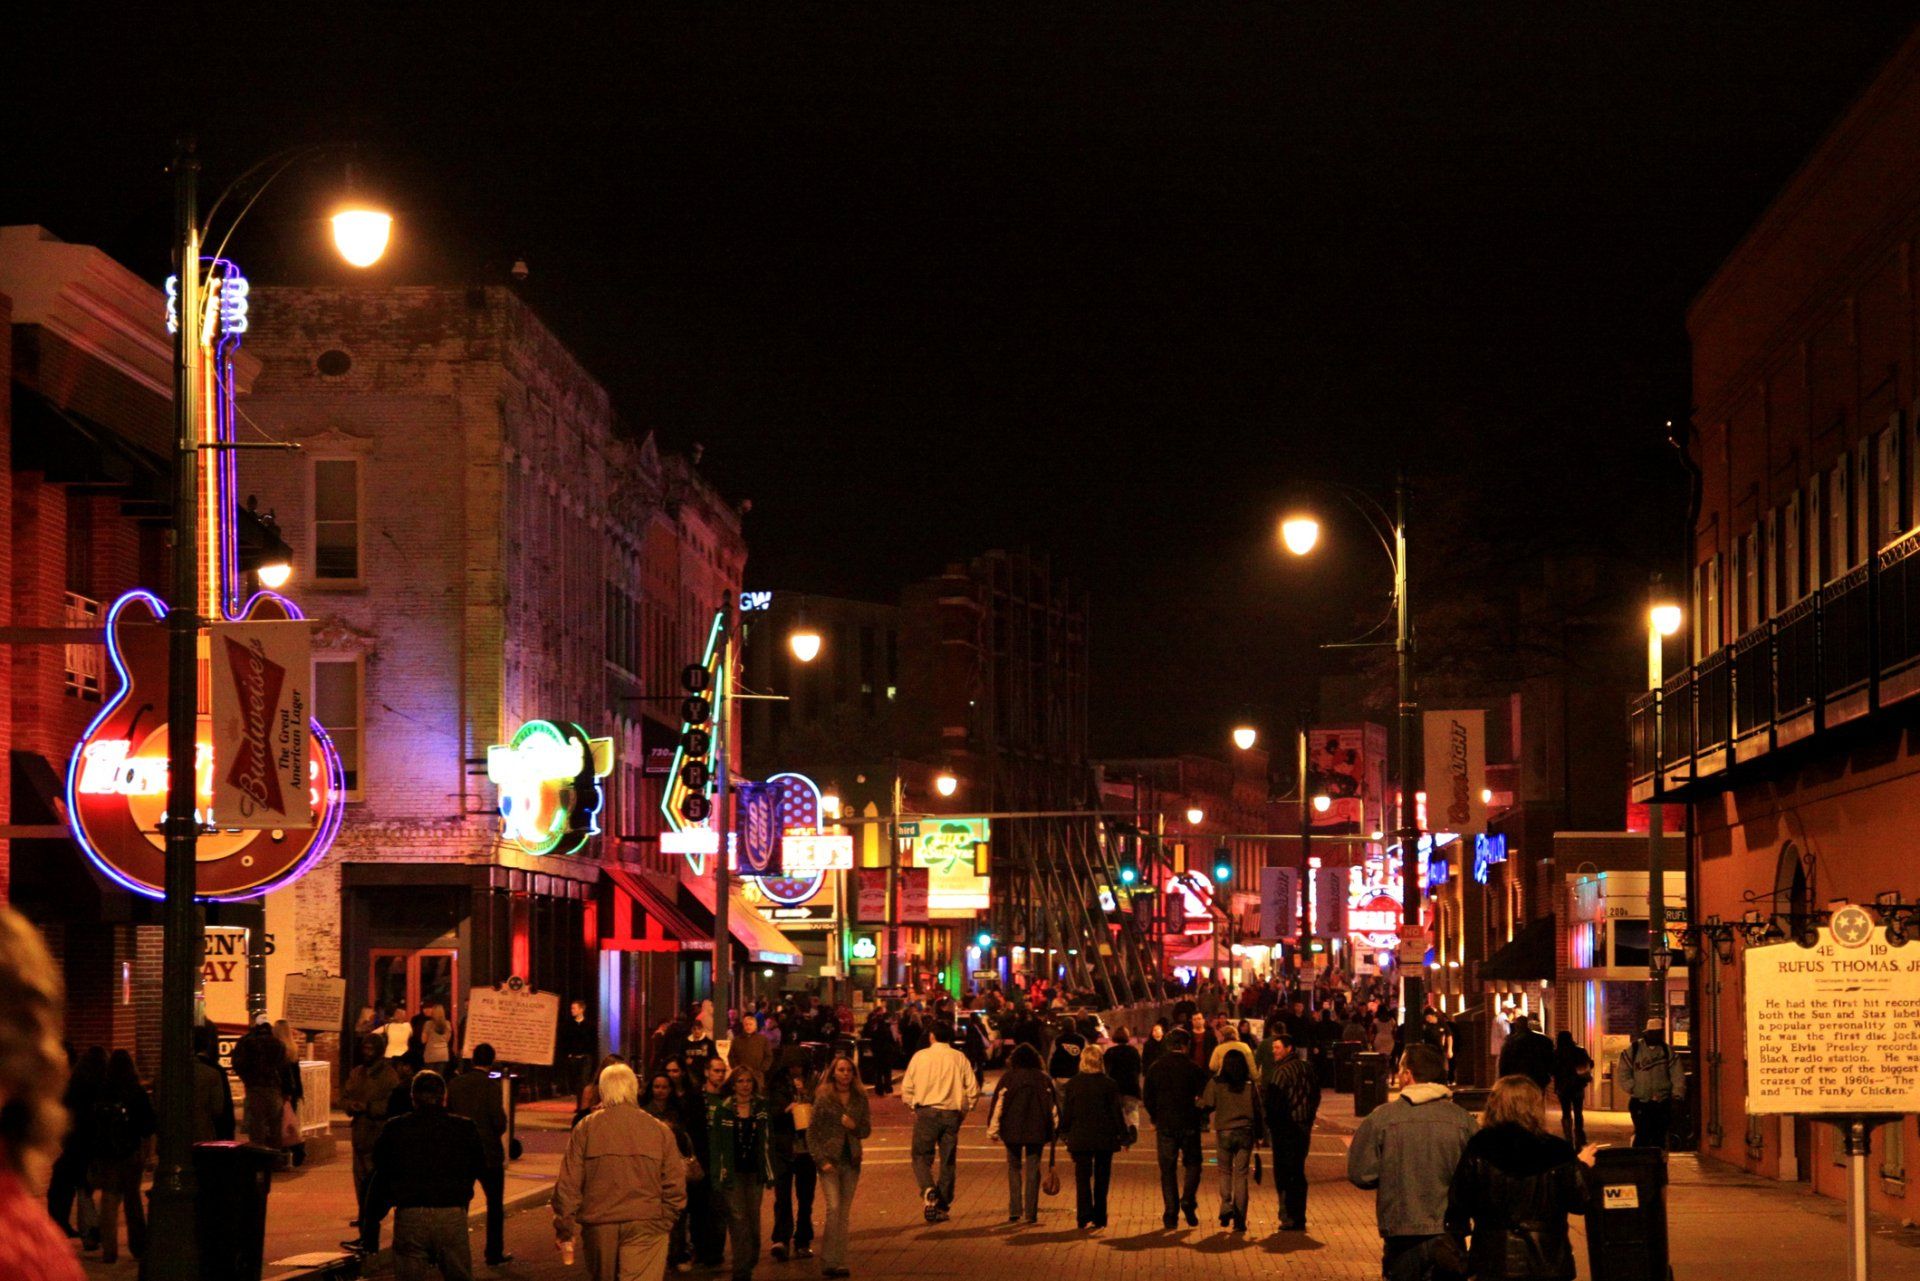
[{"xmin": 65, "ymin": 261, "xmax": 344, "ymax": 900}]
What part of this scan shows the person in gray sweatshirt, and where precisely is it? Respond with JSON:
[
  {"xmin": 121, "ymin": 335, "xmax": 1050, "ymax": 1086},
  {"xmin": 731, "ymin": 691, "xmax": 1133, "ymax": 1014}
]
[{"xmin": 1346, "ymin": 1043, "xmax": 1477, "ymax": 1280}]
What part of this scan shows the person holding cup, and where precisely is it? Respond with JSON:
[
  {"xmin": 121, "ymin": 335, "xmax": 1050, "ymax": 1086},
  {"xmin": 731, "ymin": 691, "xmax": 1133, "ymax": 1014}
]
[{"xmin": 552, "ymin": 1062, "xmax": 688, "ymax": 1279}]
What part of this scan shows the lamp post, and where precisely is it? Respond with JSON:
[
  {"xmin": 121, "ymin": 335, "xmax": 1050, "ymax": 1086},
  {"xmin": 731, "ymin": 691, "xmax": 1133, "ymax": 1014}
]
[
  {"xmin": 1647, "ymin": 585, "xmax": 1684, "ymax": 1028},
  {"xmin": 1281, "ymin": 471, "xmax": 1422, "ymax": 1030},
  {"xmin": 152, "ymin": 139, "xmax": 388, "ymax": 1280}
]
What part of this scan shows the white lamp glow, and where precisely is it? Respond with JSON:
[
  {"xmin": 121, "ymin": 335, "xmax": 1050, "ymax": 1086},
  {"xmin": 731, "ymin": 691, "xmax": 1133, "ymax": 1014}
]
[
  {"xmin": 1231, "ymin": 725, "xmax": 1257, "ymax": 751},
  {"xmin": 1650, "ymin": 603, "xmax": 1684, "ymax": 637},
  {"xmin": 331, "ymin": 208, "xmax": 392, "ymax": 268},
  {"xmin": 934, "ymin": 772, "xmax": 959, "ymax": 798},
  {"xmin": 1280, "ymin": 515, "xmax": 1321, "ymax": 557},
  {"xmin": 1185, "ymin": 806, "xmax": 1205, "ymax": 825},
  {"xmin": 789, "ymin": 629, "xmax": 822, "ymax": 663},
  {"xmin": 256, "ymin": 561, "xmax": 293, "ymax": 589},
  {"xmin": 1311, "ymin": 794, "xmax": 1332, "ymax": 814}
]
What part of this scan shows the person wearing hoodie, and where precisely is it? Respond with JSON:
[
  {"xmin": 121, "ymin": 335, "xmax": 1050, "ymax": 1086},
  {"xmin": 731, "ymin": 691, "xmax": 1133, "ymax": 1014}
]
[
  {"xmin": 1143, "ymin": 1029, "xmax": 1209, "ymax": 1229},
  {"xmin": 1347, "ymin": 1043, "xmax": 1478, "ymax": 1281},
  {"xmin": 1058, "ymin": 1044, "xmax": 1129, "ymax": 1231},
  {"xmin": 985, "ymin": 1044, "xmax": 1058, "ymax": 1223},
  {"xmin": 1445, "ymin": 1075, "xmax": 1598, "ymax": 1280},
  {"xmin": 1197, "ymin": 1048, "xmax": 1263, "ymax": 1233},
  {"xmin": 1617, "ymin": 1023, "xmax": 1685, "ymax": 1149}
]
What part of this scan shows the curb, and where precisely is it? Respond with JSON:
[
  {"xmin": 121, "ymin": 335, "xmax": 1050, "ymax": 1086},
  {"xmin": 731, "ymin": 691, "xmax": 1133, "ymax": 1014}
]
[{"xmin": 277, "ymin": 1177, "xmax": 556, "ymax": 1279}]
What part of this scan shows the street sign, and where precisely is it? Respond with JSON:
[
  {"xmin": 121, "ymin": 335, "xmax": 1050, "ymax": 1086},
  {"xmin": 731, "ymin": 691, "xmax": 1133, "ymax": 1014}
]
[
  {"xmin": 897, "ymin": 821, "xmax": 920, "ymax": 839},
  {"xmin": 1396, "ymin": 924, "xmax": 1429, "ymax": 965}
]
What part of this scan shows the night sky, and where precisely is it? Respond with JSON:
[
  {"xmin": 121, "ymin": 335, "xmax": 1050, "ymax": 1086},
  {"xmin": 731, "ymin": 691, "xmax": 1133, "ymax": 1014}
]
[{"xmin": 6, "ymin": 5, "xmax": 1916, "ymax": 754}]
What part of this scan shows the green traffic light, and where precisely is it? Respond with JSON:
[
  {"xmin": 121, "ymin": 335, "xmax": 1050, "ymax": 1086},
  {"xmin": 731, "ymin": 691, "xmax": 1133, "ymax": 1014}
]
[
  {"xmin": 975, "ymin": 931, "xmax": 994, "ymax": 949},
  {"xmin": 1119, "ymin": 866, "xmax": 1138, "ymax": 885},
  {"xmin": 1212, "ymin": 863, "xmax": 1231, "ymax": 883}
]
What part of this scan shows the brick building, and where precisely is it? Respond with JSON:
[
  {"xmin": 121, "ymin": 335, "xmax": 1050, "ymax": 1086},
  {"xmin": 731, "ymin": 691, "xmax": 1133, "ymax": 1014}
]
[
  {"xmin": 1638, "ymin": 26, "xmax": 1920, "ymax": 1205},
  {"xmin": 235, "ymin": 283, "xmax": 745, "ymax": 1067}
]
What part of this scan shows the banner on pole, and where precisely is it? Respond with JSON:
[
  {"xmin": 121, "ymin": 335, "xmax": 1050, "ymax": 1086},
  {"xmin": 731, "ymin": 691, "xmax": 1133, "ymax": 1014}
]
[
  {"xmin": 1258, "ymin": 866, "xmax": 1297, "ymax": 940},
  {"xmin": 210, "ymin": 620, "xmax": 313, "ymax": 830},
  {"xmin": 1421, "ymin": 709, "xmax": 1486, "ymax": 836}
]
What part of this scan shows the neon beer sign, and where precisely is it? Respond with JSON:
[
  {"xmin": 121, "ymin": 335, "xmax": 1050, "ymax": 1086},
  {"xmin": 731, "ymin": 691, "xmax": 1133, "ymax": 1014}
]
[{"xmin": 487, "ymin": 720, "xmax": 614, "ymax": 856}]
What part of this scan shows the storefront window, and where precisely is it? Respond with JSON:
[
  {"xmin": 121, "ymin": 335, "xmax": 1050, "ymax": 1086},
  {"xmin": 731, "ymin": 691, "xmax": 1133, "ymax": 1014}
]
[{"xmin": 1613, "ymin": 919, "xmax": 1651, "ymax": 968}]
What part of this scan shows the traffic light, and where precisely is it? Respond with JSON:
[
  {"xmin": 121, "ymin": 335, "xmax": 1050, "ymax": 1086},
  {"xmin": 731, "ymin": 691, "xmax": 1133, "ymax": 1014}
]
[
  {"xmin": 975, "ymin": 930, "xmax": 995, "ymax": 949},
  {"xmin": 1118, "ymin": 864, "xmax": 1138, "ymax": 886},
  {"xmin": 1212, "ymin": 846, "xmax": 1232, "ymax": 884}
]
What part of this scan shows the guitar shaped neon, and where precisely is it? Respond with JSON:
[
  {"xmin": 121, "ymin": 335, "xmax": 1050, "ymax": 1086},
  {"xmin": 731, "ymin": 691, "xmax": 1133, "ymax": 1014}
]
[{"xmin": 65, "ymin": 259, "xmax": 344, "ymax": 901}]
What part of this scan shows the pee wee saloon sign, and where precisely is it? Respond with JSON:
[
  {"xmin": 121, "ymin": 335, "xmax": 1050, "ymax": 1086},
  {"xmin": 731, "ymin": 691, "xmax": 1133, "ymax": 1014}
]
[{"xmin": 210, "ymin": 621, "xmax": 312, "ymax": 830}]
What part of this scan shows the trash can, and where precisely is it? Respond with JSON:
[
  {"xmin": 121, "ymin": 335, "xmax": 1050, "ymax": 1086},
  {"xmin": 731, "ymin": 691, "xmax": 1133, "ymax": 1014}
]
[
  {"xmin": 194, "ymin": 1140, "xmax": 278, "ymax": 1281},
  {"xmin": 1584, "ymin": 1146, "xmax": 1670, "ymax": 1281},
  {"xmin": 1334, "ymin": 1040, "xmax": 1360, "ymax": 1093},
  {"xmin": 1353, "ymin": 1050, "xmax": 1390, "ymax": 1117}
]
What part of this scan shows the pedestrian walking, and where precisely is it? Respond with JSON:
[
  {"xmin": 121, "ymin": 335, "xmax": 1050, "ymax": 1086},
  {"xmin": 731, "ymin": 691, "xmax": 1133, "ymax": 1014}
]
[
  {"xmin": 274, "ymin": 1019, "xmax": 309, "ymax": 1165},
  {"xmin": 0, "ymin": 906, "xmax": 85, "ymax": 1281},
  {"xmin": 342, "ymin": 1034, "xmax": 400, "ymax": 1255},
  {"xmin": 683, "ymin": 1055, "xmax": 732, "ymax": 1269},
  {"xmin": 900, "ymin": 1022, "xmax": 978, "ymax": 1223},
  {"xmin": 1139, "ymin": 1020, "xmax": 1169, "ymax": 1076},
  {"xmin": 192, "ymin": 1023, "xmax": 236, "ymax": 1144},
  {"xmin": 230, "ymin": 1013, "xmax": 288, "ymax": 1150},
  {"xmin": 1617, "ymin": 1023, "xmax": 1684, "ymax": 1149},
  {"xmin": 1346, "ymin": 1043, "xmax": 1478, "ymax": 1281},
  {"xmin": 1550, "ymin": 1032, "xmax": 1593, "ymax": 1148},
  {"xmin": 562, "ymin": 999, "xmax": 600, "ymax": 1099},
  {"xmin": 380, "ymin": 1003, "xmax": 415, "ymax": 1061},
  {"xmin": 808, "ymin": 1055, "xmax": 872, "ymax": 1279},
  {"xmin": 1059, "ymin": 1043, "xmax": 1128, "ymax": 1232},
  {"xmin": 87, "ymin": 1049, "xmax": 154, "ymax": 1264},
  {"xmin": 1260, "ymin": 1029, "xmax": 1320, "ymax": 1232},
  {"xmin": 1103, "ymin": 1026, "xmax": 1143, "ymax": 1143},
  {"xmin": 642, "ymin": 1070, "xmax": 698, "ymax": 1271},
  {"xmin": 1198, "ymin": 1047, "xmax": 1263, "ymax": 1233},
  {"xmin": 985, "ymin": 1043, "xmax": 1057, "ymax": 1223},
  {"xmin": 732, "ymin": 1013, "xmax": 775, "ymax": 1081},
  {"xmin": 447, "ymin": 1043, "xmax": 513, "ymax": 1266},
  {"xmin": 1045, "ymin": 1016, "xmax": 1085, "ymax": 1083},
  {"xmin": 366, "ymin": 1069, "xmax": 487, "ymax": 1281},
  {"xmin": 420, "ymin": 1003, "xmax": 454, "ymax": 1071},
  {"xmin": 49, "ymin": 1045, "xmax": 104, "ymax": 1245},
  {"xmin": 768, "ymin": 1061, "xmax": 817, "ymax": 1261},
  {"xmin": 1496, "ymin": 1015, "xmax": 1555, "ymax": 1091},
  {"xmin": 1208, "ymin": 1025, "xmax": 1256, "ymax": 1075},
  {"xmin": 553, "ymin": 1062, "xmax": 688, "ymax": 1281},
  {"xmin": 1142, "ymin": 1028, "xmax": 1208, "ymax": 1228},
  {"xmin": 707, "ymin": 1068, "xmax": 774, "ymax": 1281},
  {"xmin": 862, "ymin": 1008, "xmax": 897, "ymax": 1096},
  {"xmin": 1445, "ymin": 1075, "xmax": 1599, "ymax": 1280}
]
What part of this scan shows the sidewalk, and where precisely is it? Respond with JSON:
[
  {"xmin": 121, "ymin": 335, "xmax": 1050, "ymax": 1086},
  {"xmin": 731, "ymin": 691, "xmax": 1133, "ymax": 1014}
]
[{"xmin": 75, "ymin": 1114, "xmax": 567, "ymax": 1280}]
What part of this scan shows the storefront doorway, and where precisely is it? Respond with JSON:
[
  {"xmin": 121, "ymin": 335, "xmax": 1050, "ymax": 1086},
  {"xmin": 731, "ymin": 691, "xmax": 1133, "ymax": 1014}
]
[{"xmin": 369, "ymin": 948, "xmax": 459, "ymax": 1026}]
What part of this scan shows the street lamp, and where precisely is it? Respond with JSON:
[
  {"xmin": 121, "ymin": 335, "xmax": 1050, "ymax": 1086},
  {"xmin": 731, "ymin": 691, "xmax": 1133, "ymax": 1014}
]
[
  {"xmin": 1185, "ymin": 805, "xmax": 1205, "ymax": 825},
  {"xmin": 1280, "ymin": 473, "xmax": 1422, "ymax": 1031},
  {"xmin": 788, "ymin": 628, "xmax": 823, "ymax": 663},
  {"xmin": 1312, "ymin": 793, "xmax": 1332, "ymax": 814},
  {"xmin": 330, "ymin": 208, "xmax": 393, "ymax": 267},
  {"xmin": 934, "ymin": 772, "xmax": 959, "ymax": 798},
  {"xmin": 150, "ymin": 139, "xmax": 389, "ymax": 1279},
  {"xmin": 1231, "ymin": 724, "xmax": 1258, "ymax": 751},
  {"xmin": 255, "ymin": 559, "xmax": 293, "ymax": 589}
]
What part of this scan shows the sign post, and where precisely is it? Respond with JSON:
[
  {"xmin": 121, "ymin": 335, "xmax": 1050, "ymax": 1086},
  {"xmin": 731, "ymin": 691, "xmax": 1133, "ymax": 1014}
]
[{"xmin": 1744, "ymin": 904, "xmax": 1920, "ymax": 1281}]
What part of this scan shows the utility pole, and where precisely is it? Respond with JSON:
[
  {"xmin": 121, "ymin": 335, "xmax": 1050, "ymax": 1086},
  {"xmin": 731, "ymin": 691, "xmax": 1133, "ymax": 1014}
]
[
  {"xmin": 712, "ymin": 593, "xmax": 735, "ymax": 1046},
  {"xmin": 1395, "ymin": 470, "xmax": 1425, "ymax": 1033},
  {"xmin": 1297, "ymin": 717, "xmax": 1312, "ymax": 966},
  {"xmin": 1647, "ymin": 573, "xmax": 1669, "ymax": 1027},
  {"xmin": 150, "ymin": 137, "xmax": 204, "ymax": 1280}
]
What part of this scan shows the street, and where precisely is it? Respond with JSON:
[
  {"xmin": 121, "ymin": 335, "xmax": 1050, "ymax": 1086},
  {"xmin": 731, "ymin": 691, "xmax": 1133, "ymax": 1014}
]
[{"xmin": 284, "ymin": 1087, "xmax": 1920, "ymax": 1281}]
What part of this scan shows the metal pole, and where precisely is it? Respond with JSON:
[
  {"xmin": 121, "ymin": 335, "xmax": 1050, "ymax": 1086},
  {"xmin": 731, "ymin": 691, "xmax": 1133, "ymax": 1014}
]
[
  {"xmin": 1845, "ymin": 1118, "xmax": 1871, "ymax": 1281},
  {"xmin": 1396, "ymin": 470, "xmax": 1425, "ymax": 1033},
  {"xmin": 1647, "ymin": 575, "xmax": 1668, "ymax": 1028},
  {"xmin": 150, "ymin": 138, "xmax": 204, "ymax": 1281},
  {"xmin": 1298, "ymin": 720, "xmax": 1311, "ymax": 981},
  {"xmin": 885, "ymin": 777, "xmax": 901, "ymax": 988},
  {"xmin": 712, "ymin": 596, "xmax": 734, "ymax": 1046}
]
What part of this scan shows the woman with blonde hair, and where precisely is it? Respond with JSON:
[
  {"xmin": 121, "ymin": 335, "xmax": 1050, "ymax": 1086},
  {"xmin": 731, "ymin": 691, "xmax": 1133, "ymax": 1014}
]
[
  {"xmin": 0, "ymin": 905, "xmax": 84, "ymax": 1279},
  {"xmin": 1444, "ymin": 1075, "xmax": 1598, "ymax": 1280},
  {"xmin": 807, "ymin": 1055, "xmax": 870, "ymax": 1278},
  {"xmin": 1058, "ymin": 1042, "xmax": 1129, "ymax": 1231}
]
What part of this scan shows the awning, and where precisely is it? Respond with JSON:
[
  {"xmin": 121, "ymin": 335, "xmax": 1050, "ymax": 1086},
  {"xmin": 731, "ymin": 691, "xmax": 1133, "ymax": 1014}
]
[
  {"xmin": 601, "ymin": 867, "xmax": 712, "ymax": 954},
  {"xmin": 678, "ymin": 870, "xmax": 805, "ymax": 967},
  {"xmin": 1171, "ymin": 937, "xmax": 1225, "ymax": 966},
  {"xmin": 1480, "ymin": 914, "xmax": 1557, "ymax": 982}
]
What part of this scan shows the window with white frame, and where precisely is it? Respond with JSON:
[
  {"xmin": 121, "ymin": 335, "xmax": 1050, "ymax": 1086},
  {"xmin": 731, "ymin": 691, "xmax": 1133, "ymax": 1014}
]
[
  {"xmin": 1741, "ymin": 525, "xmax": 1761, "ymax": 634},
  {"xmin": 312, "ymin": 458, "xmax": 362, "ymax": 581},
  {"xmin": 1876, "ymin": 422, "xmax": 1903, "ymax": 547},
  {"xmin": 314, "ymin": 657, "xmax": 364, "ymax": 799},
  {"xmin": 1855, "ymin": 444, "xmax": 1872, "ymax": 563},
  {"xmin": 1693, "ymin": 554, "xmax": 1723, "ymax": 660}
]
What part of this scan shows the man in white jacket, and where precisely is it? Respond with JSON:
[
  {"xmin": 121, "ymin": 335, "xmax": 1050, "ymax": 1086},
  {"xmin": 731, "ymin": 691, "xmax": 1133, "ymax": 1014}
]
[{"xmin": 900, "ymin": 1023, "xmax": 979, "ymax": 1223}]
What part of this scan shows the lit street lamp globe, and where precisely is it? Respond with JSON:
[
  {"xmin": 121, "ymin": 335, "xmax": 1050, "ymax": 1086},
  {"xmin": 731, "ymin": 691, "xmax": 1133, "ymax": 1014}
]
[
  {"xmin": 1185, "ymin": 806, "xmax": 1205, "ymax": 825},
  {"xmin": 789, "ymin": 629, "xmax": 823, "ymax": 663},
  {"xmin": 330, "ymin": 208, "xmax": 393, "ymax": 268},
  {"xmin": 1231, "ymin": 725, "xmax": 1257, "ymax": 751},
  {"xmin": 1650, "ymin": 603, "xmax": 1684, "ymax": 637},
  {"xmin": 1311, "ymin": 793, "xmax": 1332, "ymax": 814},
  {"xmin": 1280, "ymin": 515, "xmax": 1321, "ymax": 557},
  {"xmin": 934, "ymin": 772, "xmax": 959, "ymax": 798}
]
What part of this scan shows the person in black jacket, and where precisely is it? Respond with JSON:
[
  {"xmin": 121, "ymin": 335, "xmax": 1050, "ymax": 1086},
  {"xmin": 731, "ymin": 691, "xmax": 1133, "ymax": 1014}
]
[
  {"xmin": 88, "ymin": 1050, "xmax": 155, "ymax": 1264},
  {"xmin": 446, "ymin": 1044, "xmax": 513, "ymax": 1265},
  {"xmin": 986, "ymin": 1043, "xmax": 1058, "ymax": 1223},
  {"xmin": 367, "ymin": 1070, "xmax": 487, "ymax": 1280},
  {"xmin": 1142, "ymin": 1029, "xmax": 1209, "ymax": 1229},
  {"xmin": 1551, "ymin": 1032, "xmax": 1593, "ymax": 1148},
  {"xmin": 1046, "ymin": 1018, "xmax": 1086, "ymax": 1084},
  {"xmin": 1497, "ymin": 1016, "xmax": 1556, "ymax": 1090},
  {"xmin": 1445, "ymin": 1075, "xmax": 1597, "ymax": 1280},
  {"xmin": 1059, "ymin": 1044, "xmax": 1129, "ymax": 1231},
  {"xmin": 1103, "ymin": 1026, "xmax": 1144, "ymax": 1143}
]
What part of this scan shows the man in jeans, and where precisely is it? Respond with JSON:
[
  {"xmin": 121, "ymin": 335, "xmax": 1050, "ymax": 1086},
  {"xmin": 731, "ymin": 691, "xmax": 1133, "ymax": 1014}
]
[
  {"xmin": 446, "ymin": 1043, "xmax": 512, "ymax": 1265},
  {"xmin": 367, "ymin": 1070, "xmax": 487, "ymax": 1280},
  {"xmin": 1618, "ymin": 1022, "xmax": 1685, "ymax": 1149},
  {"xmin": 899, "ymin": 1022, "xmax": 978, "ymax": 1222},
  {"xmin": 1346, "ymin": 1044, "xmax": 1476, "ymax": 1280},
  {"xmin": 1261, "ymin": 1029, "xmax": 1321, "ymax": 1231},
  {"xmin": 1142, "ymin": 1029, "xmax": 1209, "ymax": 1229}
]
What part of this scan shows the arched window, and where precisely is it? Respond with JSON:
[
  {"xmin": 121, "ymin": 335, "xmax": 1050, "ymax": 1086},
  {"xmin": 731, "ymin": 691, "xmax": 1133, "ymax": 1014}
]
[{"xmin": 1772, "ymin": 842, "xmax": 1813, "ymax": 940}]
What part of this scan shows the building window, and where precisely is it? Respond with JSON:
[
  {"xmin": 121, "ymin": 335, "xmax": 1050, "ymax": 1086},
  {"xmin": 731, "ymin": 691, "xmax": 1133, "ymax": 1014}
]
[
  {"xmin": 1877, "ymin": 422, "xmax": 1904, "ymax": 547},
  {"xmin": 1828, "ymin": 458, "xmax": 1851, "ymax": 579},
  {"xmin": 1885, "ymin": 1118, "xmax": 1907, "ymax": 1184},
  {"xmin": 314, "ymin": 657, "xmax": 364, "ymax": 799},
  {"xmin": 312, "ymin": 458, "xmax": 362, "ymax": 581},
  {"xmin": 1782, "ymin": 492, "xmax": 1803, "ymax": 606}
]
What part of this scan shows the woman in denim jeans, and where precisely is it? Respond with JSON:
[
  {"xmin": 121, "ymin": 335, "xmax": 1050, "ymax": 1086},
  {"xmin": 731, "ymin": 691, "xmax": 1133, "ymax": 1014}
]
[
  {"xmin": 806, "ymin": 1056, "xmax": 872, "ymax": 1279},
  {"xmin": 1198, "ymin": 1050, "xmax": 1264, "ymax": 1233}
]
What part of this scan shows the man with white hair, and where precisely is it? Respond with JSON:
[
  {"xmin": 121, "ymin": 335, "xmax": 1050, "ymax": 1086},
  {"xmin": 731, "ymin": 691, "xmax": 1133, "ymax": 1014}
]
[{"xmin": 554, "ymin": 1062, "xmax": 689, "ymax": 1280}]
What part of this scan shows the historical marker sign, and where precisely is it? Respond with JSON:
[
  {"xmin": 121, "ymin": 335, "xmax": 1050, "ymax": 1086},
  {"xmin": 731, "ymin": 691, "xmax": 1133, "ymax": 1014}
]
[
  {"xmin": 463, "ymin": 983, "xmax": 562, "ymax": 1066},
  {"xmin": 1745, "ymin": 905, "xmax": 1920, "ymax": 1114}
]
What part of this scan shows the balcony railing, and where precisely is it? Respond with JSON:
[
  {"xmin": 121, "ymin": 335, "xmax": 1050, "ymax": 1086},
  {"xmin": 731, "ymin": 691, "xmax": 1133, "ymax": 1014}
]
[
  {"xmin": 63, "ymin": 592, "xmax": 102, "ymax": 700},
  {"xmin": 1635, "ymin": 537, "xmax": 1920, "ymax": 802}
]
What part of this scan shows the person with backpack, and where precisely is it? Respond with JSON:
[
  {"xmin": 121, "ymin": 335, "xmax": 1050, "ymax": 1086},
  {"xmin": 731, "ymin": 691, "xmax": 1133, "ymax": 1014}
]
[
  {"xmin": 230, "ymin": 1013, "xmax": 288, "ymax": 1150},
  {"xmin": 1551, "ymin": 1032, "xmax": 1594, "ymax": 1148},
  {"xmin": 1102, "ymin": 1025, "xmax": 1144, "ymax": 1145},
  {"xmin": 88, "ymin": 1050, "xmax": 155, "ymax": 1264},
  {"xmin": 1198, "ymin": 1046, "xmax": 1264, "ymax": 1233},
  {"xmin": 1617, "ymin": 1023, "xmax": 1684, "ymax": 1149},
  {"xmin": 1046, "ymin": 1017, "xmax": 1085, "ymax": 1084},
  {"xmin": 1143, "ymin": 1028, "xmax": 1209, "ymax": 1229},
  {"xmin": 1445, "ymin": 1075, "xmax": 1598, "ymax": 1280},
  {"xmin": 49, "ymin": 1045, "xmax": 105, "ymax": 1244},
  {"xmin": 1261, "ymin": 1029, "xmax": 1320, "ymax": 1232}
]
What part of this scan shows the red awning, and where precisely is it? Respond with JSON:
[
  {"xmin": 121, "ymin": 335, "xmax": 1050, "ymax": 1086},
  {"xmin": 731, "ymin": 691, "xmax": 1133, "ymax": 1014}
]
[{"xmin": 602, "ymin": 867, "xmax": 713, "ymax": 954}]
